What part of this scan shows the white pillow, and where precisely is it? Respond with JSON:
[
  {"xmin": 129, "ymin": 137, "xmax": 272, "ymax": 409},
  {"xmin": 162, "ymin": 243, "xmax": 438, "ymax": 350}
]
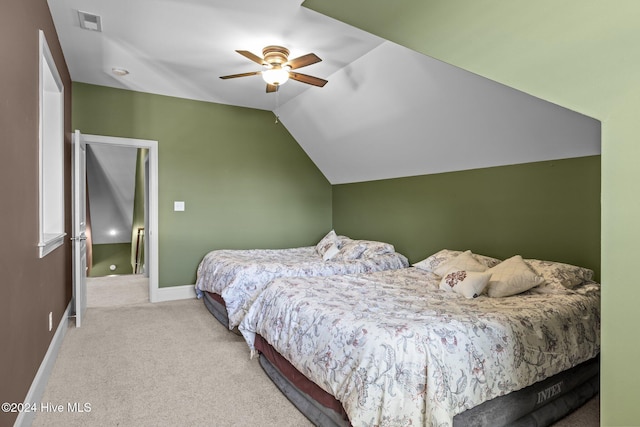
[
  {"xmin": 316, "ymin": 230, "xmax": 339, "ymax": 256},
  {"xmin": 414, "ymin": 249, "xmax": 501, "ymax": 273},
  {"xmin": 333, "ymin": 241, "xmax": 367, "ymax": 261},
  {"xmin": 440, "ymin": 270, "xmax": 491, "ymax": 299},
  {"xmin": 322, "ymin": 243, "xmax": 340, "ymax": 261},
  {"xmin": 413, "ymin": 249, "xmax": 460, "ymax": 272},
  {"xmin": 433, "ymin": 250, "xmax": 488, "ymax": 277},
  {"xmin": 524, "ymin": 259, "xmax": 594, "ymax": 290},
  {"xmin": 486, "ymin": 255, "xmax": 545, "ymax": 298},
  {"xmin": 359, "ymin": 240, "xmax": 395, "ymax": 258}
]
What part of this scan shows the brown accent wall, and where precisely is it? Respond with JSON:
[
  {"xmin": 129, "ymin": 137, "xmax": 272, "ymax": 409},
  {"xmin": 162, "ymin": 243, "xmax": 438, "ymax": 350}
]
[{"xmin": 0, "ymin": 1, "xmax": 72, "ymax": 425}]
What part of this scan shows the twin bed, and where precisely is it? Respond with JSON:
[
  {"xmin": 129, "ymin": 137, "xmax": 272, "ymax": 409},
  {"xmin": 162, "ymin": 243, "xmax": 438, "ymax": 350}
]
[
  {"xmin": 195, "ymin": 235, "xmax": 601, "ymax": 426},
  {"xmin": 195, "ymin": 231, "xmax": 409, "ymax": 331}
]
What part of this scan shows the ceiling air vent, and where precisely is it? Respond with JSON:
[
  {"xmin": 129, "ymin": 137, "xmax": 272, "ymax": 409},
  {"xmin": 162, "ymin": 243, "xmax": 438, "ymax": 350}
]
[{"xmin": 77, "ymin": 11, "xmax": 102, "ymax": 32}]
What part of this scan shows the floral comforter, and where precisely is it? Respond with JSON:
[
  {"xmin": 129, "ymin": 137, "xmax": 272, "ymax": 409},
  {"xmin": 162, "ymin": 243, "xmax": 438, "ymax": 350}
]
[
  {"xmin": 195, "ymin": 246, "xmax": 409, "ymax": 329},
  {"xmin": 239, "ymin": 267, "xmax": 600, "ymax": 427}
]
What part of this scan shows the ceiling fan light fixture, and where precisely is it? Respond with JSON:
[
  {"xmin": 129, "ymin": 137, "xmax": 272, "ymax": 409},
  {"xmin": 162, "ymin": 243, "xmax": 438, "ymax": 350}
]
[
  {"xmin": 220, "ymin": 46, "xmax": 327, "ymax": 91},
  {"xmin": 262, "ymin": 66, "xmax": 290, "ymax": 86}
]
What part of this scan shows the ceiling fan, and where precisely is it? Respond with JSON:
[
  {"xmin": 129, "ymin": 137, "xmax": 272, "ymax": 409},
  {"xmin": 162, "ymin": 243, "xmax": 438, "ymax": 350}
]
[{"xmin": 220, "ymin": 45, "xmax": 328, "ymax": 93}]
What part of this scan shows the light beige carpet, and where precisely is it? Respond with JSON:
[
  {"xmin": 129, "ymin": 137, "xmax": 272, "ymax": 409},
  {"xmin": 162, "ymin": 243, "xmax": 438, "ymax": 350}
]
[
  {"xmin": 32, "ymin": 299, "xmax": 312, "ymax": 427},
  {"xmin": 32, "ymin": 296, "xmax": 599, "ymax": 427},
  {"xmin": 86, "ymin": 274, "xmax": 149, "ymax": 308}
]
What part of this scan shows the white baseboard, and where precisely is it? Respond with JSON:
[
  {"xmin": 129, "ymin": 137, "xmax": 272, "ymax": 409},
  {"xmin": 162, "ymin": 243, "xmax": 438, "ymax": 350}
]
[
  {"xmin": 14, "ymin": 302, "xmax": 71, "ymax": 427},
  {"xmin": 152, "ymin": 284, "xmax": 196, "ymax": 303}
]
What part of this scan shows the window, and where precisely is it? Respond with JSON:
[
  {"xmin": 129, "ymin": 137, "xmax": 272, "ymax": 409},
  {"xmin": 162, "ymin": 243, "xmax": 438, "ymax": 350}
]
[{"xmin": 38, "ymin": 30, "xmax": 65, "ymax": 257}]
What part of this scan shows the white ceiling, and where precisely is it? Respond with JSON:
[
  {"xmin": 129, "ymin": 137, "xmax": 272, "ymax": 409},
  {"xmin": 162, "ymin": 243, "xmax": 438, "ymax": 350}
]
[
  {"xmin": 47, "ymin": 0, "xmax": 384, "ymax": 110},
  {"xmin": 48, "ymin": 0, "xmax": 601, "ymax": 184}
]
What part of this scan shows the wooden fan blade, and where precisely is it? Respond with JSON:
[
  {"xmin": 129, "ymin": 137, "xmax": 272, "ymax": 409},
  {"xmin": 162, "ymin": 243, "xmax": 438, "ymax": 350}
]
[
  {"xmin": 286, "ymin": 53, "xmax": 322, "ymax": 70},
  {"xmin": 236, "ymin": 50, "xmax": 266, "ymax": 65},
  {"xmin": 219, "ymin": 71, "xmax": 261, "ymax": 79},
  {"xmin": 266, "ymin": 84, "xmax": 278, "ymax": 93},
  {"xmin": 289, "ymin": 72, "xmax": 328, "ymax": 87}
]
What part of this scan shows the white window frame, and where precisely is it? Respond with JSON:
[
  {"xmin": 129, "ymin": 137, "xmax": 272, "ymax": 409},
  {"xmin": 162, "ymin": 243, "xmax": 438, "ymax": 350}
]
[{"xmin": 38, "ymin": 30, "xmax": 66, "ymax": 257}]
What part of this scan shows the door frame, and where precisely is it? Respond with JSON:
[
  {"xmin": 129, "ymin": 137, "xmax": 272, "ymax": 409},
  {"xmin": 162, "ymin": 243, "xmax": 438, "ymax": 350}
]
[
  {"xmin": 82, "ymin": 134, "xmax": 160, "ymax": 302},
  {"xmin": 72, "ymin": 130, "xmax": 87, "ymax": 326}
]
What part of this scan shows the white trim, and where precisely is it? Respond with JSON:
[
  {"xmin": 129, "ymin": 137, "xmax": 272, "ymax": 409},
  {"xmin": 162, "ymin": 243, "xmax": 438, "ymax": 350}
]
[
  {"xmin": 38, "ymin": 30, "xmax": 65, "ymax": 259},
  {"xmin": 14, "ymin": 303, "xmax": 71, "ymax": 427},
  {"xmin": 154, "ymin": 285, "xmax": 197, "ymax": 302},
  {"xmin": 81, "ymin": 134, "xmax": 161, "ymax": 303},
  {"xmin": 38, "ymin": 232, "xmax": 67, "ymax": 258}
]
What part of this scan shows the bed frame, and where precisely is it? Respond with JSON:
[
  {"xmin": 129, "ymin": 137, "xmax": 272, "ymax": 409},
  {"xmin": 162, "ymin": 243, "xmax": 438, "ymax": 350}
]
[
  {"xmin": 254, "ymin": 334, "xmax": 599, "ymax": 427},
  {"xmin": 202, "ymin": 291, "xmax": 241, "ymax": 335}
]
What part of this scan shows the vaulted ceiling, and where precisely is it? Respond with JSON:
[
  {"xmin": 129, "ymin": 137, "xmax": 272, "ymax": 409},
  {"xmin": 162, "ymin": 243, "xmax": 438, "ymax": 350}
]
[{"xmin": 48, "ymin": 0, "xmax": 601, "ymax": 184}]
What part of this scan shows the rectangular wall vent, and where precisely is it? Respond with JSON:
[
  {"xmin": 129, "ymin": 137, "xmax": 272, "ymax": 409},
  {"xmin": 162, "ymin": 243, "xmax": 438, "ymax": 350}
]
[{"xmin": 77, "ymin": 11, "xmax": 102, "ymax": 32}]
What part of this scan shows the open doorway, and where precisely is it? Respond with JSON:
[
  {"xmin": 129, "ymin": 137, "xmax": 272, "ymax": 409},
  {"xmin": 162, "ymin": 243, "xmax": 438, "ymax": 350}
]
[
  {"xmin": 86, "ymin": 144, "xmax": 143, "ymax": 276},
  {"xmin": 80, "ymin": 134, "xmax": 159, "ymax": 306},
  {"xmin": 85, "ymin": 143, "xmax": 147, "ymax": 306}
]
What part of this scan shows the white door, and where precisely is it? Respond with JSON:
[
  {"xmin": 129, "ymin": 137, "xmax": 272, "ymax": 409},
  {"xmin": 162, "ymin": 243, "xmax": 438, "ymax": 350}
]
[{"xmin": 72, "ymin": 130, "xmax": 88, "ymax": 327}]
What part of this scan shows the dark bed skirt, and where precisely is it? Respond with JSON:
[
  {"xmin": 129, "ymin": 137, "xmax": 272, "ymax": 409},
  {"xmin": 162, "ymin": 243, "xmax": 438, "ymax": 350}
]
[
  {"xmin": 202, "ymin": 291, "xmax": 241, "ymax": 335},
  {"xmin": 255, "ymin": 334, "xmax": 599, "ymax": 427},
  {"xmin": 255, "ymin": 334, "xmax": 350, "ymax": 427}
]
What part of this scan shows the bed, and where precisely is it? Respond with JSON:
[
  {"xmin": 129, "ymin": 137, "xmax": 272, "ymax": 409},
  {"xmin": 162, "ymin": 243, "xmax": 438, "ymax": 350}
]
[
  {"xmin": 238, "ymin": 250, "xmax": 601, "ymax": 427},
  {"xmin": 195, "ymin": 230, "xmax": 409, "ymax": 331}
]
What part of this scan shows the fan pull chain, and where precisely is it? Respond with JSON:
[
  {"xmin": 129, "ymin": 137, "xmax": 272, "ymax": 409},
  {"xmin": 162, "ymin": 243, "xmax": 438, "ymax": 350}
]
[{"xmin": 274, "ymin": 87, "xmax": 280, "ymax": 123}]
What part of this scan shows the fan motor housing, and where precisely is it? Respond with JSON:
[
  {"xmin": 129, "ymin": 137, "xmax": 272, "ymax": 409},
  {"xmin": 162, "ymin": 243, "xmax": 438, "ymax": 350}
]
[{"xmin": 262, "ymin": 45, "xmax": 290, "ymax": 66}]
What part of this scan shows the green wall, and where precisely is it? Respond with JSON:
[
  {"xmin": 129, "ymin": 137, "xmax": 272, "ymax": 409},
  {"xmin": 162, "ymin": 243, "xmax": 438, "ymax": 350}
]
[
  {"xmin": 334, "ymin": 156, "xmax": 600, "ymax": 279},
  {"xmin": 90, "ymin": 243, "xmax": 134, "ymax": 277},
  {"xmin": 601, "ymin": 90, "xmax": 640, "ymax": 426},
  {"xmin": 73, "ymin": 83, "xmax": 332, "ymax": 287},
  {"xmin": 304, "ymin": 1, "xmax": 634, "ymax": 423}
]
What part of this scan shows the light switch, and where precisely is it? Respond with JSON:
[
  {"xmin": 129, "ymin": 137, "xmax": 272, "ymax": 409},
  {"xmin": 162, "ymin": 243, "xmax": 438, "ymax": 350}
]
[{"xmin": 174, "ymin": 201, "xmax": 185, "ymax": 211}]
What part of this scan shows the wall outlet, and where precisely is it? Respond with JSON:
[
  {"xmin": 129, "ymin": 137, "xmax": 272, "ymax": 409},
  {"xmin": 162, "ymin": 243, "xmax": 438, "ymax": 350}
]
[{"xmin": 49, "ymin": 312, "xmax": 53, "ymax": 332}]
